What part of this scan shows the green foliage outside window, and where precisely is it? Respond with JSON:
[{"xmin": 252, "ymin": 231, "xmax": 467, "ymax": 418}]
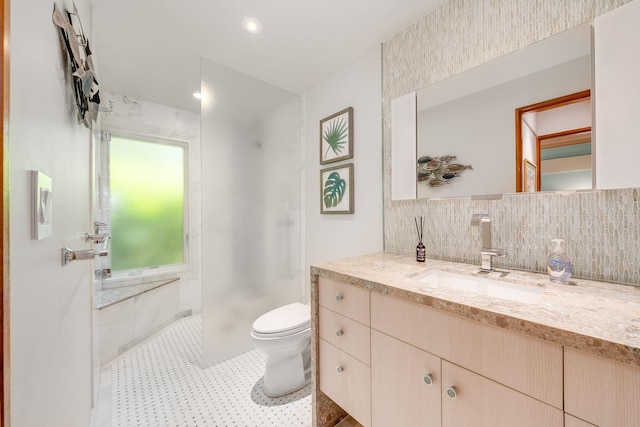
[{"xmin": 110, "ymin": 136, "xmax": 185, "ymax": 272}]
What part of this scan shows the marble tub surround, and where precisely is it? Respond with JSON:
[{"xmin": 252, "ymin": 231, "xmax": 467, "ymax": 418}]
[
  {"xmin": 94, "ymin": 277, "xmax": 179, "ymax": 309},
  {"xmin": 382, "ymin": 0, "xmax": 640, "ymax": 286},
  {"xmin": 97, "ymin": 279, "xmax": 194, "ymax": 365},
  {"xmin": 311, "ymin": 253, "xmax": 640, "ymax": 368}
]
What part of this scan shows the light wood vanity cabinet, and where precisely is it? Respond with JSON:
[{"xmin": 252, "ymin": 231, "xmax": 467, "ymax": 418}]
[
  {"xmin": 564, "ymin": 347, "xmax": 640, "ymax": 427},
  {"xmin": 316, "ymin": 276, "xmax": 639, "ymax": 427},
  {"xmin": 318, "ymin": 277, "xmax": 371, "ymax": 427}
]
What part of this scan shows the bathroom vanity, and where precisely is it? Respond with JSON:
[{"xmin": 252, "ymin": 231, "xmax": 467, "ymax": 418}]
[{"xmin": 310, "ymin": 253, "xmax": 640, "ymax": 427}]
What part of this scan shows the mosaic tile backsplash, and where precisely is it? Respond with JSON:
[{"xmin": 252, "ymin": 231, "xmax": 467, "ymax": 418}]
[{"xmin": 382, "ymin": 0, "xmax": 639, "ymax": 286}]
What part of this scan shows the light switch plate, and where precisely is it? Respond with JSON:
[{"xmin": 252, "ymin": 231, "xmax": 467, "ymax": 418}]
[{"xmin": 32, "ymin": 170, "xmax": 53, "ymax": 240}]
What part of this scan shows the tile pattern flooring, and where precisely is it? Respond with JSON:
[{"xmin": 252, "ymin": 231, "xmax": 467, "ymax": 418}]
[{"xmin": 96, "ymin": 314, "xmax": 311, "ymax": 426}]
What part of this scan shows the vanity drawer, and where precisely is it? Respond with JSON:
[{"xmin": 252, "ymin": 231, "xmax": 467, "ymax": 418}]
[
  {"xmin": 318, "ymin": 277, "xmax": 370, "ymax": 326},
  {"xmin": 319, "ymin": 306, "xmax": 370, "ymax": 365},
  {"xmin": 319, "ymin": 338, "xmax": 371, "ymax": 427},
  {"xmin": 370, "ymin": 292, "xmax": 563, "ymax": 409}
]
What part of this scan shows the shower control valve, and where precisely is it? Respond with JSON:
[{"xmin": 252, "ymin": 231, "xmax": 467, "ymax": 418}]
[
  {"xmin": 85, "ymin": 232, "xmax": 109, "ymax": 244},
  {"xmin": 86, "ymin": 222, "xmax": 109, "ymax": 244}
]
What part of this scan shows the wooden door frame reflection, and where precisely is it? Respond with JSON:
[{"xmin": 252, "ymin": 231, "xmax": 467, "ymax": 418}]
[{"xmin": 515, "ymin": 90, "xmax": 591, "ymax": 192}]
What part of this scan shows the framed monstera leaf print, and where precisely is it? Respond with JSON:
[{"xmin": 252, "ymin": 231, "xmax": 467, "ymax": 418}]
[
  {"xmin": 320, "ymin": 107, "xmax": 353, "ymax": 164},
  {"xmin": 320, "ymin": 163, "xmax": 354, "ymax": 214}
]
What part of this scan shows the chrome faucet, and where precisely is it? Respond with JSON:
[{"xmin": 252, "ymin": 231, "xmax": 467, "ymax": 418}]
[{"xmin": 470, "ymin": 214, "xmax": 507, "ymax": 271}]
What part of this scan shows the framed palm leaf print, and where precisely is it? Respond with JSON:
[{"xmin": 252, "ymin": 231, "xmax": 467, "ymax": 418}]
[
  {"xmin": 320, "ymin": 163, "xmax": 354, "ymax": 214},
  {"xmin": 320, "ymin": 107, "xmax": 353, "ymax": 164}
]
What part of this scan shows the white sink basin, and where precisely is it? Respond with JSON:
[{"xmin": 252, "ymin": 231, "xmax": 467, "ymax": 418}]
[{"xmin": 412, "ymin": 270, "xmax": 544, "ymax": 304}]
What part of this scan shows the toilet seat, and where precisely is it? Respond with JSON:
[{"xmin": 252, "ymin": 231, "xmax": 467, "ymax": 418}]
[{"xmin": 252, "ymin": 302, "xmax": 311, "ymax": 338}]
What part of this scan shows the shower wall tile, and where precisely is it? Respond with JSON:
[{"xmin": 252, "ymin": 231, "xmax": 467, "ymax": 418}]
[{"xmin": 382, "ymin": 0, "xmax": 640, "ymax": 286}]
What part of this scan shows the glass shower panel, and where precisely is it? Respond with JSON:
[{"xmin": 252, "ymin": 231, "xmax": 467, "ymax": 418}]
[{"xmin": 200, "ymin": 59, "xmax": 302, "ymax": 366}]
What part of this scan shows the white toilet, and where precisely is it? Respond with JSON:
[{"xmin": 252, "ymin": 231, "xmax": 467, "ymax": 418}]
[{"xmin": 251, "ymin": 302, "xmax": 312, "ymax": 397}]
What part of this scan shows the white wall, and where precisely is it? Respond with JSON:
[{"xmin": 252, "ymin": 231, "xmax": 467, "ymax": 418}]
[
  {"xmin": 304, "ymin": 48, "xmax": 384, "ymax": 296},
  {"xmin": 10, "ymin": 0, "xmax": 94, "ymax": 425}
]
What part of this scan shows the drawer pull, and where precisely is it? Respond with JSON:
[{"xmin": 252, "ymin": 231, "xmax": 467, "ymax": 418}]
[
  {"xmin": 336, "ymin": 329, "xmax": 344, "ymax": 337},
  {"xmin": 335, "ymin": 294, "xmax": 344, "ymax": 302},
  {"xmin": 446, "ymin": 386, "xmax": 457, "ymax": 400},
  {"xmin": 423, "ymin": 373, "xmax": 433, "ymax": 386},
  {"xmin": 336, "ymin": 366, "xmax": 344, "ymax": 375}
]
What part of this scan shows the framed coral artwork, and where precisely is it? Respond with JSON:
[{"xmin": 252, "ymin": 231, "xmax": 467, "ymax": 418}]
[{"xmin": 320, "ymin": 107, "xmax": 353, "ymax": 164}]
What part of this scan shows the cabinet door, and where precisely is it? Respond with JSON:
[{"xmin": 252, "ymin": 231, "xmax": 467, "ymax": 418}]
[
  {"xmin": 441, "ymin": 361, "xmax": 563, "ymax": 427},
  {"xmin": 565, "ymin": 414, "xmax": 597, "ymax": 427},
  {"xmin": 371, "ymin": 331, "xmax": 441, "ymax": 427},
  {"xmin": 565, "ymin": 347, "xmax": 640, "ymax": 426}
]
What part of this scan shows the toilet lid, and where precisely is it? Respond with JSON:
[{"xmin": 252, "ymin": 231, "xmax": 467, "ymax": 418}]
[{"xmin": 252, "ymin": 302, "xmax": 311, "ymax": 335}]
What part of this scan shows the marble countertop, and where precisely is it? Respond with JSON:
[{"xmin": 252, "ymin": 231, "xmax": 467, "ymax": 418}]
[{"xmin": 311, "ymin": 253, "xmax": 640, "ymax": 368}]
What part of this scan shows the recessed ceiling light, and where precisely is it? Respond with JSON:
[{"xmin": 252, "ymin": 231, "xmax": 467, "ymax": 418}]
[
  {"xmin": 242, "ymin": 17, "xmax": 263, "ymax": 34},
  {"xmin": 193, "ymin": 92, "xmax": 202, "ymax": 99}
]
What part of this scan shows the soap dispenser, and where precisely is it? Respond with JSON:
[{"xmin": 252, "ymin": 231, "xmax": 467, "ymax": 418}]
[{"xmin": 546, "ymin": 239, "xmax": 573, "ymax": 285}]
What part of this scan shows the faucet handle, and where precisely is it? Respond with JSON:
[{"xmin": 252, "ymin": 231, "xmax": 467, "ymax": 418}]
[{"xmin": 481, "ymin": 248, "xmax": 507, "ymax": 258}]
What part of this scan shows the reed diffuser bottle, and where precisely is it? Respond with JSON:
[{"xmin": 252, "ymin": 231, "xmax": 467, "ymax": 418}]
[{"xmin": 415, "ymin": 216, "xmax": 425, "ymax": 262}]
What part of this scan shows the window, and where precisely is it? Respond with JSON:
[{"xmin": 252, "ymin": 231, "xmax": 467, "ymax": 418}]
[{"xmin": 108, "ymin": 134, "xmax": 188, "ymax": 276}]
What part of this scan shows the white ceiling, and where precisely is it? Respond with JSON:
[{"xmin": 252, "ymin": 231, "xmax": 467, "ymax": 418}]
[{"xmin": 91, "ymin": 0, "xmax": 446, "ymax": 113}]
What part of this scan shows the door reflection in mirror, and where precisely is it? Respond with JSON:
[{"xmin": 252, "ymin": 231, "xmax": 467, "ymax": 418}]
[{"xmin": 516, "ymin": 90, "xmax": 592, "ymax": 192}]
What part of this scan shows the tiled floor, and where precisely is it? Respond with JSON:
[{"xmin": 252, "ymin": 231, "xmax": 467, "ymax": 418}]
[{"xmin": 93, "ymin": 314, "xmax": 311, "ymax": 427}]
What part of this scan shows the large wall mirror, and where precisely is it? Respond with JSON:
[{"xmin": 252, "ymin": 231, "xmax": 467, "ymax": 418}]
[
  {"xmin": 391, "ymin": 1, "xmax": 640, "ymax": 200},
  {"xmin": 415, "ymin": 23, "xmax": 591, "ymax": 199}
]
